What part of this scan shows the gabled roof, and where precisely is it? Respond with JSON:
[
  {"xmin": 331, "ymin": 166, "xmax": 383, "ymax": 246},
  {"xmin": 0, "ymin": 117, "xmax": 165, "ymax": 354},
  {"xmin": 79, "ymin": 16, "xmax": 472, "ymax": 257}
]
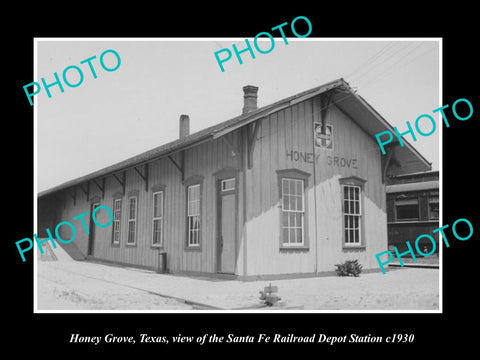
[{"xmin": 38, "ymin": 78, "xmax": 431, "ymax": 198}]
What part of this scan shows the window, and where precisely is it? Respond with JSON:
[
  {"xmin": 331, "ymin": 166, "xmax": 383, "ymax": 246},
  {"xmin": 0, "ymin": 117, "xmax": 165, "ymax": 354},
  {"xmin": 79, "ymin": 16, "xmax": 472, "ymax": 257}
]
[
  {"xmin": 152, "ymin": 191, "xmax": 164, "ymax": 246},
  {"xmin": 276, "ymin": 169, "xmax": 310, "ymax": 249},
  {"xmin": 187, "ymin": 184, "xmax": 201, "ymax": 247},
  {"xmin": 127, "ymin": 196, "xmax": 137, "ymax": 245},
  {"xmin": 221, "ymin": 178, "xmax": 235, "ymax": 192},
  {"xmin": 395, "ymin": 198, "xmax": 419, "ymax": 221},
  {"xmin": 184, "ymin": 175, "xmax": 203, "ymax": 249},
  {"xmin": 112, "ymin": 198, "xmax": 122, "ymax": 244},
  {"xmin": 281, "ymin": 178, "xmax": 305, "ymax": 246},
  {"xmin": 339, "ymin": 176, "xmax": 366, "ymax": 248},
  {"xmin": 343, "ymin": 185, "xmax": 362, "ymax": 246}
]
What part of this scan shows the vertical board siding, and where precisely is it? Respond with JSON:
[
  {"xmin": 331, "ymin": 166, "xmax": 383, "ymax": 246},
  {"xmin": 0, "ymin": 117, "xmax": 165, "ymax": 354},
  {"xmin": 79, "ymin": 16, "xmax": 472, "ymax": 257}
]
[
  {"xmin": 245, "ymin": 100, "xmax": 317, "ymax": 275},
  {"xmin": 54, "ymin": 188, "xmax": 90, "ymax": 256},
  {"xmin": 181, "ymin": 133, "xmax": 241, "ymax": 273},
  {"xmin": 49, "ymin": 129, "xmax": 241, "ymax": 274},
  {"xmin": 315, "ymin": 100, "xmax": 386, "ymax": 271},
  {"xmin": 245, "ymin": 95, "xmax": 387, "ymax": 276}
]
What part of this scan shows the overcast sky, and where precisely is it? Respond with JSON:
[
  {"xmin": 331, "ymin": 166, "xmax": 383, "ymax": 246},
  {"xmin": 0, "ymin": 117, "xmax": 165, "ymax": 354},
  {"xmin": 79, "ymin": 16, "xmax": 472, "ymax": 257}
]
[{"xmin": 36, "ymin": 38, "xmax": 440, "ymax": 193}]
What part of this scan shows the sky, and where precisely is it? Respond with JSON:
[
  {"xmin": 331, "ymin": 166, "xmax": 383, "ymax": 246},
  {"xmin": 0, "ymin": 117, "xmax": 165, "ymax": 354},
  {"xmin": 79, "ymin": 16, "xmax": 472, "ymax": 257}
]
[{"xmin": 36, "ymin": 38, "xmax": 440, "ymax": 193}]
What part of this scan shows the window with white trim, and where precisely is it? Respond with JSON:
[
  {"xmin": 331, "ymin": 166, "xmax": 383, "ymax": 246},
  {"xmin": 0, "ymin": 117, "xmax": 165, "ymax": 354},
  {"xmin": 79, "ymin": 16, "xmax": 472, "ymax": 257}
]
[
  {"xmin": 152, "ymin": 191, "xmax": 164, "ymax": 246},
  {"xmin": 187, "ymin": 184, "xmax": 201, "ymax": 247},
  {"xmin": 221, "ymin": 178, "xmax": 235, "ymax": 192},
  {"xmin": 127, "ymin": 196, "xmax": 137, "ymax": 245},
  {"xmin": 281, "ymin": 178, "xmax": 305, "ymax": 246},
  {"xmin": 112, "ymin": 198, "xmax": 122, "ymax": 244},
  {"xmin": 343, "ymin": 185, "xmax": 361, "ymax": 246}
]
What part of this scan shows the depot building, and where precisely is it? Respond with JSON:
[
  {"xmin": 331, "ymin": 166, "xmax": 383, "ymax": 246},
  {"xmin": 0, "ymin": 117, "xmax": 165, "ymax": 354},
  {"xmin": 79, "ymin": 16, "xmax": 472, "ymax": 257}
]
[{"xmin": 37, "ymin": 78, "xmax": 431, "ymax": 279}]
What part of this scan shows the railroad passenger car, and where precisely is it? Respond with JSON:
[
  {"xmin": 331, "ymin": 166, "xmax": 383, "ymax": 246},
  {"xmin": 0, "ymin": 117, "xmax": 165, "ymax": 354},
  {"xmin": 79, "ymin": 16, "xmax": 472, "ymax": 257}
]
[{"xmin": 386, "ymin": 171, "xmax": 439, "ymax": 255}]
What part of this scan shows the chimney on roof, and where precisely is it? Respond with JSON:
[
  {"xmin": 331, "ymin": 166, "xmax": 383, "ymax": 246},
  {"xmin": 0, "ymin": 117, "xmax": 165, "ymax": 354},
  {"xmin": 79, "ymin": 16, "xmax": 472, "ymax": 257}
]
[
  {"xmin": 179, "ymin": 114, "xmax": 190, "ymax": 139},
  {"xmin": 242, "ymin": 85, "xmax": 258, "ymax": 114}
]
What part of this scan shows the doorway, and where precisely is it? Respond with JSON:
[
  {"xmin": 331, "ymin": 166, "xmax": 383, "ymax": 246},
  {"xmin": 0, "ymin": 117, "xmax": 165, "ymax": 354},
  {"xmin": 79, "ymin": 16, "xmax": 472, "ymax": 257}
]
[
  {"xmin": 87, "ymin": 202, "xmax": 99, "ymax": 256},
  {"xmin": 217, "ymin": 177, "xmax": 237, "ymax": 274}
]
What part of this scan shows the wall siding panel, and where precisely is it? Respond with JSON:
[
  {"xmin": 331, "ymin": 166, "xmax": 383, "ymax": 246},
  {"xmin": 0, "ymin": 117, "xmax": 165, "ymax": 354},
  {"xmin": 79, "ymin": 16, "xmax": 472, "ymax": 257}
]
[
  {"xmin": 49, "ymin": 125, "xmax": 239, "ymax": 275},
  {"xmin": 245, "ymin": 94, "xmax": 387, "ymax": 276}
]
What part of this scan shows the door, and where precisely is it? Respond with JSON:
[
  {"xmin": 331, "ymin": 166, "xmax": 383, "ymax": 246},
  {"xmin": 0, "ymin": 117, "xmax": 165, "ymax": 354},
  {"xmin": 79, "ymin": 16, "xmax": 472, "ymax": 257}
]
[
  {"xmin": 218, "ymin": 178, "xmax": 236, "ymax": 274},
  {"xmin": 87, "ymin": 202, "xmax": 99, "ymax": 256}
]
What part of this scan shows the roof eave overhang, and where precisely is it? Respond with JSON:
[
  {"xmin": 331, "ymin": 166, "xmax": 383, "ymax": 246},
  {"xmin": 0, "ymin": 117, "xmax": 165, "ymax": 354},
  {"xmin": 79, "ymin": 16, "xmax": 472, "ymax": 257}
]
[
  {"xmin": 37, "ymin": 134, "xmax": 215, "ymax": 198},
  {"xmin": 38, "ymin": 78, "xmax": 432, "ymax": 198},
  {"xmin": 350, "ymin": 92, "xmax": 432, "ymax": 170}
]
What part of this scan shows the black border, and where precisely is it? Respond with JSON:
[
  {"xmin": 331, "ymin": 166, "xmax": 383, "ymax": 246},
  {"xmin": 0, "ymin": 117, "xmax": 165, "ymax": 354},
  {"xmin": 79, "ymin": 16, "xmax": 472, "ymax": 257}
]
[{"xmin": 6, "ymin": 5, "xmax": 478, "ymax": 355}]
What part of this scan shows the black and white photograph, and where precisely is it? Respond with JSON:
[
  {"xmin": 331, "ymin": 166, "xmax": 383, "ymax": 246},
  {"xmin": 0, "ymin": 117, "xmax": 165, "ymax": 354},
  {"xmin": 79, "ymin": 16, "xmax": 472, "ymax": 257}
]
[
  {"xmin": 6, "ymin": 7, "xmax": 479, "ymax": 355},
  {"xmin": 34, "ymin": 38, "xmax": 440, "ymax": 312}
]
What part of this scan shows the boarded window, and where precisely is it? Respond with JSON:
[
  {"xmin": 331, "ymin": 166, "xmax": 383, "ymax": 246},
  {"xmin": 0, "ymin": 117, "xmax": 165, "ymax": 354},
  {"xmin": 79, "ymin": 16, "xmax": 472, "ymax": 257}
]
[
  {"xmin": 127, "ymin": 196, "xmax": 137, "ymax": 245},
  {"xmin": 152, "ymin": 191, "xmax": 164, "ymax": 246},
  {"xmin": 281, "ymin": 178, "xmax": 305, "ymax": 246},
  {"xmin": 187, "ymin": 184, "xmax": 201, "ymax": 247},
  {"xmin": 112, "ymin": 198, "xmax": 122, "ymax": 244}
]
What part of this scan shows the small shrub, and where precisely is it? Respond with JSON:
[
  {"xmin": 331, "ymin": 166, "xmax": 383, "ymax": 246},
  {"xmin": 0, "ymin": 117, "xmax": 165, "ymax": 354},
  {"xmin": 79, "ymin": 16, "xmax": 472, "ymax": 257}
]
[{"xmin": 334, "ymin": 259, "xmax": 363, "ymax": 277}]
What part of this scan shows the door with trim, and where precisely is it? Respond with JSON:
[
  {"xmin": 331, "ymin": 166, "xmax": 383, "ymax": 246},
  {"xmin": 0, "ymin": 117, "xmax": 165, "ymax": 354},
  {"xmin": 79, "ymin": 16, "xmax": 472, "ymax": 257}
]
[
  {"xmin": 218, "ymin": 178, "xmax": 237, "ymax": 274},
  {"xmin": 87, "ymin": 202, "xmax": 99, "ymax": 256}
]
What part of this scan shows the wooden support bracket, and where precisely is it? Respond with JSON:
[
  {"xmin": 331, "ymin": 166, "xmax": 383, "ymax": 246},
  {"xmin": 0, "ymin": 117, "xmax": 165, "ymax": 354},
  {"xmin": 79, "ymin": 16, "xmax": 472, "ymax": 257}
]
[
  {"xmin": 69, "ymin": 186, "xmax": 76, "ymax": 206},
  {"xmin": 320, "ymin": 91, "xmax": 334, "ymax": 131},
  {"xmin": 221, "ymin": 133, "xmax": 240, "ymax": 158},
  {"xmin": 113, "ymin": 171, "xmax": 126, "ymax": 196},
  {"xmin": 168, "ymin": 153, "xmax": 185, "ymax": 181},
  {"xmin": 382, "ymin": 145, "xmax": 395, "ymax": 184},
  {"xmin": 78, "ymin": 183, "xmax": 90, "ymax": 202},
  {"xmin": 247, "ymin": 118, "xmax": 262, "ymax": 169},
  {"xmin": 134, "ymin": 163, "xmax": 149, "ymax": 192},
  {"xmin": 92, "ymin": 178, "xmax": 106, "ymax": 199}
]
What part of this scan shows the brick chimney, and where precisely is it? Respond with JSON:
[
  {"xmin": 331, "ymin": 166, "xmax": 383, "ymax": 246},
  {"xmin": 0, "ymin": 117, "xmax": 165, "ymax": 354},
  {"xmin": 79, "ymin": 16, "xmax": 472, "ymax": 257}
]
[
  {"xmin": 179, "ymin": 114, "xmax": 190, "ymax": 139},
  {"xmin": 242, "ymin": 85, "xmax": 258, "ymax": 114}
]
